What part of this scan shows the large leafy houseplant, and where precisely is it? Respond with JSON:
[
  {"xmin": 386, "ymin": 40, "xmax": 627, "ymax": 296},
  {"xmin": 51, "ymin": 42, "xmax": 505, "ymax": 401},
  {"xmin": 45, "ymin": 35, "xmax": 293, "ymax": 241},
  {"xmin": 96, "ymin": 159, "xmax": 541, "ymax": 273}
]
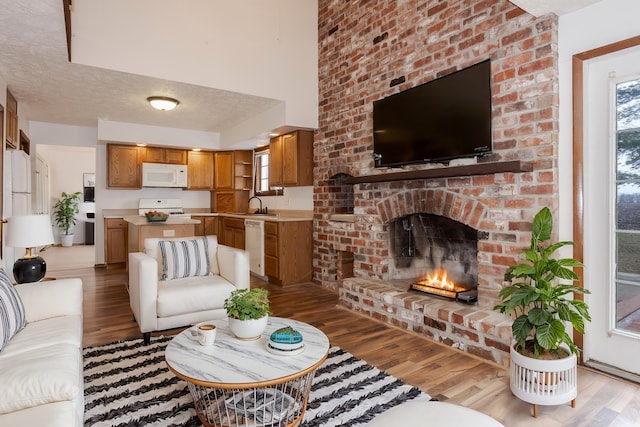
[
  {"xmin": 494, "ymin": 207, "xmax": 591, "ymax": 357},
  {"xmin": 53, "ymin": 191, "xmax": 81, "ymax": 235},
  {"xmin": 224, "ymin": 288, "xmax": 271, "ymax": 320}
]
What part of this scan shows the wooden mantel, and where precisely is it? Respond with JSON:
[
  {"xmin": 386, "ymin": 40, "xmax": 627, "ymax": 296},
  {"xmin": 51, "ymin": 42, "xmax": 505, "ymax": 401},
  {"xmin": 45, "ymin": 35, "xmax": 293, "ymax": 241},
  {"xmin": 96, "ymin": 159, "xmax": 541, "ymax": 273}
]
[{"xmin": 345, "ymin": 160, "xmax": 532, "ymax": 184}]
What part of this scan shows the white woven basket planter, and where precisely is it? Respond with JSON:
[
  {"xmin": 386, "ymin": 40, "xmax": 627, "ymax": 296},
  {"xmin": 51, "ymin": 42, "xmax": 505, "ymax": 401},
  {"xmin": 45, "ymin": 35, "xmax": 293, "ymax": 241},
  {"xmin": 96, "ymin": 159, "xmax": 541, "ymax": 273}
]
[{"xmin": 510, "ymin": 344, "xmax": 577, "ymax": 417}]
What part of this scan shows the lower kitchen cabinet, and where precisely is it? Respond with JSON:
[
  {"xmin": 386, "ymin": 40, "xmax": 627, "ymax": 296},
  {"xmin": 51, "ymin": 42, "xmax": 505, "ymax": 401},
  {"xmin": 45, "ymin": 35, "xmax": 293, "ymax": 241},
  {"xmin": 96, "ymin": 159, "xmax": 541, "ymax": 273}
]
[
  {"xmin": 105, "ymin": 218, "xmax": 128, "ymax": 265},
  {"xmin": 192, "ymin": 216, "xmax": 218, "ymax": 236},
  {"xmin": 264, "ymin": 220, "xmax": 312, "ymax": 286},
  {"xmin": 127, "ymin": 222, "xmax": 196, "ymax": 253},
  {"xmin": 220, "ymin": 217, "xmax": 245, "ymax": 250}
]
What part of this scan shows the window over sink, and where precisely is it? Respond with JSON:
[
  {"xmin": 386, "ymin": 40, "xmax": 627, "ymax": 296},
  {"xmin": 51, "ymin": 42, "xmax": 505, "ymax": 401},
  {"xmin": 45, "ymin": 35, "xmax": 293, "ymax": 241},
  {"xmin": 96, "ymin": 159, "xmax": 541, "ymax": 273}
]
[{"xmin": 254, "ymin": 147, "xmax": 280, "ymax": 196}]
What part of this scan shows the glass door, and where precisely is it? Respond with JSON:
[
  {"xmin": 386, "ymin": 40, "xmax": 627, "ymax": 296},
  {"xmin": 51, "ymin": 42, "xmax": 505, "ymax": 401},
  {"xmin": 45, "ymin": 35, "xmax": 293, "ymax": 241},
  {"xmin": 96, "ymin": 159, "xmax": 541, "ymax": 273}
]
[{"xmin": 583, "ymin": 45, "xmax": 640, "ymax": 379}]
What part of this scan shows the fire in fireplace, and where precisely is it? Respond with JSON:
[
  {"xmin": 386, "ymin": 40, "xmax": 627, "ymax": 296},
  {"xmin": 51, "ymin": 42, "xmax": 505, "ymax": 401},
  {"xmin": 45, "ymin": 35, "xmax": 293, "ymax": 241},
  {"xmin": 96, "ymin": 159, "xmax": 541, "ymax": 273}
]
[{"xmin": 409, "ymin": 269, "xmax": 478, "ymax": 303}]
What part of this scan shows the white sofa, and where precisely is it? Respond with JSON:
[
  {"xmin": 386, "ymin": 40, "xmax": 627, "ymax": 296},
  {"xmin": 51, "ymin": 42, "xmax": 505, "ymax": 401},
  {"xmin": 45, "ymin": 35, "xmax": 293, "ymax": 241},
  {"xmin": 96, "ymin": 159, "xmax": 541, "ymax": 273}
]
[
  {"xmin": 129, "ymin": 235, "xmax": 250, "ymax": 344},
  {"xmin": 365, "ymin": 397, "xmax": 504, "ymax": 426},
  {"xmin": 0, "ymin": 278, "xmax": 84, "ymax": 427}
]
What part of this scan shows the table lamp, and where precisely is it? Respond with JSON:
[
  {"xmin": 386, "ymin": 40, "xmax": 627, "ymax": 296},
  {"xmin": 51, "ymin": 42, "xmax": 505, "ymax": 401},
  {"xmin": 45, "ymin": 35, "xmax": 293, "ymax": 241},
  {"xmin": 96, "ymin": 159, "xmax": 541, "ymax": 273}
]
[{"xmin": 5, "ymin": 214, "xmax": 55, "ymax": 283}]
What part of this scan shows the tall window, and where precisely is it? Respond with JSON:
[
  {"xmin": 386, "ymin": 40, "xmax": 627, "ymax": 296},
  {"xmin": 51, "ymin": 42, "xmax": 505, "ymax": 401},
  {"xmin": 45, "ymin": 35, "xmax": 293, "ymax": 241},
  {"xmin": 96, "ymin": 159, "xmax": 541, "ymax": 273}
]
[
  {"xmin": 614, "ymin": 77, "xmax": 640, "ymax": 333},
  {"xmin": 254, "ymin": 148, "xmax": 270, "ymax": 194}
]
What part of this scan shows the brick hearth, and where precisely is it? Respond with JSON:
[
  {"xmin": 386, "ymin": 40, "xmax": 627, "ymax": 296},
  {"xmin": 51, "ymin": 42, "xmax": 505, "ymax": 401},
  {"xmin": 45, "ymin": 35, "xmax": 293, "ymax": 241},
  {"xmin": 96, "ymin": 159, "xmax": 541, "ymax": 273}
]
[{"xmin": 340, "ymin": 278, "xmax": 512, "ymax": 366}]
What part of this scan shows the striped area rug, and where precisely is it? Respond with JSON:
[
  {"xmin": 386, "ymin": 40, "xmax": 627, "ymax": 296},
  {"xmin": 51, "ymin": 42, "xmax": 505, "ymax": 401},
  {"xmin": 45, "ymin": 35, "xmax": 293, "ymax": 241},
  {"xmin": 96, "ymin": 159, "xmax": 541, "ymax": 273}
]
[{"xmin": 83, "ymin": 336, "xmax": 429, "ymax": 426}]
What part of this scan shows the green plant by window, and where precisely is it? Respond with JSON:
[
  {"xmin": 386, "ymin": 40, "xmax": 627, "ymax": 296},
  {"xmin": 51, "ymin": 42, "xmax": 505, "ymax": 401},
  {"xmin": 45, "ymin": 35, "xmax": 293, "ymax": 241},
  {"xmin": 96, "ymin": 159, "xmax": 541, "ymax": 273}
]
[
  {"xmin": 224, "ymin": 288, "xmax": 271, "ymax": 320},
  {"xmin": 53, "ymin": 191, "xmax": 81, "ymax": 235},
  {"xmin": 494, "ymin": 207, "xmax": 591, "ymax": 357}
]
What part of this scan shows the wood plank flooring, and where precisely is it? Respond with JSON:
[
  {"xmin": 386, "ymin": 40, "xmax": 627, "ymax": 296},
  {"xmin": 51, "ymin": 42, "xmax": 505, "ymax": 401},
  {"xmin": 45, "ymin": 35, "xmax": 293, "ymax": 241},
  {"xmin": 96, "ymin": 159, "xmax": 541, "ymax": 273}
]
[{"xmin": 53, "ymin": 260, "xmax": 640, "ymax": 427}]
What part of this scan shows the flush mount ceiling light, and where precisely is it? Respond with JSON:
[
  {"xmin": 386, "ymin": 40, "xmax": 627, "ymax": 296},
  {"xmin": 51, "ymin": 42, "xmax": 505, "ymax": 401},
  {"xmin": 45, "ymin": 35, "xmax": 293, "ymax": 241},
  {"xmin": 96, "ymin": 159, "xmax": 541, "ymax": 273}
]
[{"xmin": 147, "ymin": 96, "xmax": 179, "ymax": 111}]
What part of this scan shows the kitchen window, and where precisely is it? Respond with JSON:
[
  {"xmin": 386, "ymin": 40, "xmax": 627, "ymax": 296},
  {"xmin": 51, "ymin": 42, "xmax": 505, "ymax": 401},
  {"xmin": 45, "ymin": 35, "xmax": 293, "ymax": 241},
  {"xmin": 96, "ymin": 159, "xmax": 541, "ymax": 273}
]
[{"xmin": 254, "ymin": 147, "xmax": 276, "ymax": 196}]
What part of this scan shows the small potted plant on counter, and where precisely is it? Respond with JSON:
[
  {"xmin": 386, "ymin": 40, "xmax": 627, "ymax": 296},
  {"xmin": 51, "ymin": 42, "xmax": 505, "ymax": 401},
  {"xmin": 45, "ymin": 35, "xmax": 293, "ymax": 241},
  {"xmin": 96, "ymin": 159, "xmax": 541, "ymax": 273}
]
[
  {"xmin": 494, "ymin": 207, "xmax": 591, "ymax": 417},
  {"xmin": 224, "ymin": 288, "xmax": 271, "ymax": 340},
  {"xmin": 53, "ymin": 191, "xmax": 82, "ymax": 247}
]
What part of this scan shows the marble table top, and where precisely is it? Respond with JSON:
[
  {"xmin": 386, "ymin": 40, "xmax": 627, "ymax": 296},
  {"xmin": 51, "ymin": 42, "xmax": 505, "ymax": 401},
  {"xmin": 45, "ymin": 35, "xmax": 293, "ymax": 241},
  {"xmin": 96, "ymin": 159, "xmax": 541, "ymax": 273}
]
[{"xmin": 165, "ymin": 317, "xmax": 330, "ymax": 387}]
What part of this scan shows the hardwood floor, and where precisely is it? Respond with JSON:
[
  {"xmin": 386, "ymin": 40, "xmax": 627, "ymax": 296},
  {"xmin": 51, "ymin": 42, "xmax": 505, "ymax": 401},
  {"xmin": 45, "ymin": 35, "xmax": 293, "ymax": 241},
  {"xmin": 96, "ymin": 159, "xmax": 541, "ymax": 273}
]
[{"xmin": 63, "ymin": 264, "xmax": 640, "ymax": 427}]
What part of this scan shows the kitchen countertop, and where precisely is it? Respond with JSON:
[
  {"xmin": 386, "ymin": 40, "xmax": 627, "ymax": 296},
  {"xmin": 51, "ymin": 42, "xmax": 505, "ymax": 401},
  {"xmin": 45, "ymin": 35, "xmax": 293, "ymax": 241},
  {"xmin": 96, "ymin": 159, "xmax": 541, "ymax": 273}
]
[
  {"xmin": 102, "ymin": 210, "xmax": 313, "ymax": 223},
  {"xmin": 123, "ymin": 215, "xmax": 200, "ymax": 226},
  {"xmin": 215, "ymin": 213, "xmax": 312, "ymax": 222}
]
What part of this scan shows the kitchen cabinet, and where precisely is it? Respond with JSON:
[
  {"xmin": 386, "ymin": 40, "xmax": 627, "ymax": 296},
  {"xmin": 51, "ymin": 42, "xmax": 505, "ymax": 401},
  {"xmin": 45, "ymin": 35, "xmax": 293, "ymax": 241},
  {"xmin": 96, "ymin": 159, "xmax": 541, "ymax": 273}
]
[
  {"xmin": 144, "ymin": 147, "xmax": 187, "ymax": 164},
  {"xmin": 107, "ymin": 144, "xmax": 142, "ymax": 189},
  {"xmin": 192, "ymin": 215, "xmax": 218, "ymax": 236},
  {"xmin": 212, "ymin": 191, "xmax": 248, "ymax": 214},
  {"xmin": 127, "ymin": 220, "xmax": 197, "ymax": 253},
  {"xmin": 213, "ymin": 150, "xmax": 252, "ymax": 213},
  {"xmin": 5, "ymin": 89, "xmax": 18, "ymax": 149},
  {"xmin": 105, "ymin": 218, "xmax": 128, "ymax": 265},
  {"xmin": 214, "ymin": 151, "xmax": 234, "ymax": 190},
  {"xmin": 264, "ymin": 220, "xmax": 312, "ymax": 286},
  {"xmin": 214, "ymin": 150, "xmax": 253, "ymax": 191},
  {"xmin": 269, "ymin": 130, "xmax": 313, "ymax": 188},
  {"xmin": 19, "ymin": 130, "xmax": 30, "ymax": 155},
  {"xmin": 233, "ymin": 150, "xmax": 253, "ymax": 191},
  {"xmin": 187, "ymin": 150, "xmax": 214, "ymax": 190},
  {"xmin": 220, "ymin": 217, "xmax": 245, "ymax": 249}
]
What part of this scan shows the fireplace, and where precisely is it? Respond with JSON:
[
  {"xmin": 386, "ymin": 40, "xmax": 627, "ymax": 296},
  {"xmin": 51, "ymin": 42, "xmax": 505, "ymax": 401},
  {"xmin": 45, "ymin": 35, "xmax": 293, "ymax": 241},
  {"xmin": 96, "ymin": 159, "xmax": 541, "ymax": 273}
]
[{"xmin": 388, "ymin": 213, "xmax": 483, "ymax": 302}]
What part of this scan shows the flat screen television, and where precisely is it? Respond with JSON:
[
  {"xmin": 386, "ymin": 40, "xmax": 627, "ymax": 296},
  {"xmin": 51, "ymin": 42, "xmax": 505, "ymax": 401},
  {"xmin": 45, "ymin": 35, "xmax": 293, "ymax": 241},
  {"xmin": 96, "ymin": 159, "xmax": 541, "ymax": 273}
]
[{"xmin": 373, "ymin": 59, "xmax": 492, "ymax": 168}]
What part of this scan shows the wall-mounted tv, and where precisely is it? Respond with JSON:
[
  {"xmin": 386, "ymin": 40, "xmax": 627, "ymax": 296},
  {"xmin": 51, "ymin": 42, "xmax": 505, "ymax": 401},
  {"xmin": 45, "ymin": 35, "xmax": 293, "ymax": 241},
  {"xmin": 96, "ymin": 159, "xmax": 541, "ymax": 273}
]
[{"xmin": 373, "ymin": 59, "xmax": 492, "ymax": 168}]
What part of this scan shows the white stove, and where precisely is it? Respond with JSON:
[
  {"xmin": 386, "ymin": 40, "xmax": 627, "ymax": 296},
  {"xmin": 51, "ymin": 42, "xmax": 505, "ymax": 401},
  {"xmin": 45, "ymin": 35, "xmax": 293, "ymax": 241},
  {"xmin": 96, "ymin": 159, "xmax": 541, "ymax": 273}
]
[{"xmin": 138, "ymin": 198, "xmax": 189, "ymax": 217}]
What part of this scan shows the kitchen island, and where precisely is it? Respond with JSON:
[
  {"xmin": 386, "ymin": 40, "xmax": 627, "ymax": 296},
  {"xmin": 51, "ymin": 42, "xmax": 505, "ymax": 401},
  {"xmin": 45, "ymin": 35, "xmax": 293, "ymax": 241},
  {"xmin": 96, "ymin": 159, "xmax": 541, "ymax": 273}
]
[{"xmin": 124, "ymin": 215, "xmax": 201, "ymax": 253}]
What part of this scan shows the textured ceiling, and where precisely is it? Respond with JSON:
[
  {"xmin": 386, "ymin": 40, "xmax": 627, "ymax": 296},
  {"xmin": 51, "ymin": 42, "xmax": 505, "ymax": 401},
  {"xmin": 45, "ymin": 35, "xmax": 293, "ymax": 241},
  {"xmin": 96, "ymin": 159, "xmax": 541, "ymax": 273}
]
[{"xmin": 0, "ymin": 0, "xmax": 281, "ymax": 138}]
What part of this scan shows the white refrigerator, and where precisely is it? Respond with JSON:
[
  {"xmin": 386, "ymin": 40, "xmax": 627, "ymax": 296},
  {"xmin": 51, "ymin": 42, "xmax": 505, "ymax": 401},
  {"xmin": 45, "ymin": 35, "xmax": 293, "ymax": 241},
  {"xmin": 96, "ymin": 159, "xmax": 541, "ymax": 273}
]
[
  {"xmin": 4, "ymin": 149, "xmax": 33, "ymax": 276},
  {"xmin": 4, "ymin": 149, "xmax": 32, "ymax": 216}
]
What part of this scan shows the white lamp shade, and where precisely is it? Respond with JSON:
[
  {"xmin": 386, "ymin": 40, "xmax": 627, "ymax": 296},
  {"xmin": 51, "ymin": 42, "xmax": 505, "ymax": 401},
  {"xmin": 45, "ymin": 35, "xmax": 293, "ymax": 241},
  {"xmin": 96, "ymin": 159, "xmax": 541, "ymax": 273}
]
[{"xmin": 5, "ymin": 215, "xmax": 55, "ymax": 248}]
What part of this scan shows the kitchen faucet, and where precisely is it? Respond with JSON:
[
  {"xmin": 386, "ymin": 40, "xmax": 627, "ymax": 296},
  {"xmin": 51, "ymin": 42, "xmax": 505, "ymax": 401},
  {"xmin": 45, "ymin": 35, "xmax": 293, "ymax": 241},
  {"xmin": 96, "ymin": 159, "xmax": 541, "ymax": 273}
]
[{"xmin": 248, "ymin": 196, "xmax": 267, "ymax": 214}]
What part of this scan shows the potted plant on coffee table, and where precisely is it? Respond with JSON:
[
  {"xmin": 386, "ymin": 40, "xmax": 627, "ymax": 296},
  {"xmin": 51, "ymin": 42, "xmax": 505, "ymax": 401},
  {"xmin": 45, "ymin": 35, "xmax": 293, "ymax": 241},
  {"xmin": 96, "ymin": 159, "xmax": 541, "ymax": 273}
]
[
  {"xmin": 224, "ymin": 288, "xmax": 271, "ymax": 340},
  {"xmin": 494, "ymin": 207, "xmax": 591, "ymax": 418},
  {"xmin": 52, "ymin": 191, "xmax": 82, "ymax": 247}
]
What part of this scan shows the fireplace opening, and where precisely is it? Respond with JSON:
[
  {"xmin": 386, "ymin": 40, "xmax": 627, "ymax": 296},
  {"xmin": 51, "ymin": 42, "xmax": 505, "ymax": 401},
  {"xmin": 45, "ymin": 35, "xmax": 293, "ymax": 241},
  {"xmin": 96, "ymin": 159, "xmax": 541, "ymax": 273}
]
[{"xmin": 389, "ymin": 213, "xmax": 483, "ymax": 302}]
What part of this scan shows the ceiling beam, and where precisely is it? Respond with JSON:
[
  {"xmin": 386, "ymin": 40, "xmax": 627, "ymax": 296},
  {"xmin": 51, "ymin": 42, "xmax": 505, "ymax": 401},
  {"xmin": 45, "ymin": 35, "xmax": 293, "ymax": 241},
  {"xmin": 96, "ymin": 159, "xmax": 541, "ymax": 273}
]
[{"xmin": 63, "ymin": 0, "xmax": 71, "ymax": 61}]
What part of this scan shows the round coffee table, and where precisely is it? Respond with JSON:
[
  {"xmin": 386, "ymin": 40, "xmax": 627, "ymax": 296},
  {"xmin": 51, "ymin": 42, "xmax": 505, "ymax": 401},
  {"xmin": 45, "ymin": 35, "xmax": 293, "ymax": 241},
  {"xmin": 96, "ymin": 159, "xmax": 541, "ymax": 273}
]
[{"xmin": 165, "ymin": 316, "xmax": 329, "ymax": 427}]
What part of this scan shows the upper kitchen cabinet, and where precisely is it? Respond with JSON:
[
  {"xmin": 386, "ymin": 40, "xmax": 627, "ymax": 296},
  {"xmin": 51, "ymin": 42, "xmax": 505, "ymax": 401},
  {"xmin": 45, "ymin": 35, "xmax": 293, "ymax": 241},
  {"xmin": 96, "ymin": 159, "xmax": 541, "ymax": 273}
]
[
  {"xmin": 5, "ymin": 89, "xmax": 18, "ymax": 150},
  {"xmin": 144, "ymin": 147, "xmax": 187, "ymax": 164},
  {"xmin": 107, "ymin": 144, "xmax": 142, "ymax": 189},
  {"xmin": 269, "ymin": 130, "xmax": 313, "ymax": 188},
  {"xmin": 187, "ymin": 150, "xmax": 214, "ymax": 190},
  {"xmin": 213, "ymin": 150, "xmax": 252, "ymax": 191},
  {"xmin": 212, "ymin": 150, "xmax": 252, "ymax": 213},
  {"xmin": 233, "ymin": 150, "xmax": 253, "ymax": 191},
  {"xmin": 214, "ymin": 151, "xmax": 234, "ymax": 190}
]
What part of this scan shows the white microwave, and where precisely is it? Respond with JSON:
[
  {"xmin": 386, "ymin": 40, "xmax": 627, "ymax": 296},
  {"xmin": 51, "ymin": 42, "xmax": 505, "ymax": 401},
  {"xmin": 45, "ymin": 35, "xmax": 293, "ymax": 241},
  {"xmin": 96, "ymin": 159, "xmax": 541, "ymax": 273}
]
[{"xmin": 141, "ymin": 163, "xmax": 188, "ymax": 188}]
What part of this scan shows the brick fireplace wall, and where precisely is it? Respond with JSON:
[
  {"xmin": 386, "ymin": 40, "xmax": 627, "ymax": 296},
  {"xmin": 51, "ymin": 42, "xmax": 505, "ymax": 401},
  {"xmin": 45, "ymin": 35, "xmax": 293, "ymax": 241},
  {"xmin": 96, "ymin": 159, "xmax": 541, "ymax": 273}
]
[{"xmin": 314, "ymin": 0, "xmax": 560, "ymax": 364}]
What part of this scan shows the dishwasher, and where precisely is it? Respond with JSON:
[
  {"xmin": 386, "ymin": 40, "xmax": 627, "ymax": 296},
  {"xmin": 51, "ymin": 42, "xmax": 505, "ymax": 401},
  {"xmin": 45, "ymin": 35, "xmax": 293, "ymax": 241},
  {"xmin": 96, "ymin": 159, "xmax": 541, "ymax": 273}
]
[{"xmin": 244, "ymin": 219, "xmax": 265, "ymax": 276}]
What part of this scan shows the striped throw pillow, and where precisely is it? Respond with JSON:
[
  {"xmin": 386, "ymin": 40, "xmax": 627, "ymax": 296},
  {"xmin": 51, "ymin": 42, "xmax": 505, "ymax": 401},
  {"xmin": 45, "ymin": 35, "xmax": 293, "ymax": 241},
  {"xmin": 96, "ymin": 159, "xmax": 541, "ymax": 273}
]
[
  {"xmin": 159, "ymin": 237, "xmax": 211, "ymax": 280},
  {"xmin": 0, "ymin": 268, "xmax": 27, "ymax": 352}
]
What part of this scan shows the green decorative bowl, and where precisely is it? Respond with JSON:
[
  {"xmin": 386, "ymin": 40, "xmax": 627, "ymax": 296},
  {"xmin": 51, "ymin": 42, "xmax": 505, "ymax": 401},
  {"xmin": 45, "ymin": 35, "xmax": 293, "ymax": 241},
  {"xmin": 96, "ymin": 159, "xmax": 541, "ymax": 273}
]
[{"xmin": 269, "ymin": 326, "xmax": 304, "ymax": 352}]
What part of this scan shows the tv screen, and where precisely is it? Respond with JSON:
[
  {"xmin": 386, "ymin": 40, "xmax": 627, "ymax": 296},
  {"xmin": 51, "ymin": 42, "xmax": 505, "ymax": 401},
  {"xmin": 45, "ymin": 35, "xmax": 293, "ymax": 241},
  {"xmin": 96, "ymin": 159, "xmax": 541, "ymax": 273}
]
[{"xmin": 373, "ymin": 59, "xmax": 492, "ymax": 168}]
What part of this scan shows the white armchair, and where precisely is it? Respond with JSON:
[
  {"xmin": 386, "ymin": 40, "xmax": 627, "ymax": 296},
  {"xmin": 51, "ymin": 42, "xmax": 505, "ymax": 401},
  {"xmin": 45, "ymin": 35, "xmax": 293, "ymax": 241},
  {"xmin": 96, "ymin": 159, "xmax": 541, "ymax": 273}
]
[{"xmin": 128, "ymin": 235, "xmax": 250, "ymax": 344}]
